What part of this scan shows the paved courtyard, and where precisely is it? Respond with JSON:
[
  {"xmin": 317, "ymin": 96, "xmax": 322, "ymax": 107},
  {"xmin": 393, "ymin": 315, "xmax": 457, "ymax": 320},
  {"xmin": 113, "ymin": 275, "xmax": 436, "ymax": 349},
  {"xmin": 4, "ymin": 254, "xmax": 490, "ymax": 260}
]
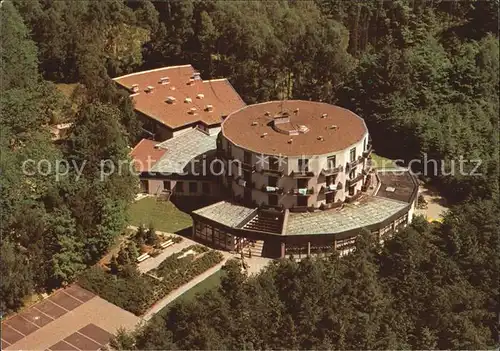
[{"xmin": 2, "ymin": 285, "xmax": 139, "ymax": 350}]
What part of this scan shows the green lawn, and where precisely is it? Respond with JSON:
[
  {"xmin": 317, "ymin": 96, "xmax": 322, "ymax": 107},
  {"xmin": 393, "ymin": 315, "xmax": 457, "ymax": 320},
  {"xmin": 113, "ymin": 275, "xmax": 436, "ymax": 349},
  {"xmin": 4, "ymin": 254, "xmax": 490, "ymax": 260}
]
[
  {"xmin": 128, "ymin": 197, "xmax": 192, "ymax": 233},
  {"xmin": 159, "ymin": 270, "xmax": 225, "ymax": 315},
  {"xmin": 370, "ymin": 152, "xmax": 400, "ymax": 169}
]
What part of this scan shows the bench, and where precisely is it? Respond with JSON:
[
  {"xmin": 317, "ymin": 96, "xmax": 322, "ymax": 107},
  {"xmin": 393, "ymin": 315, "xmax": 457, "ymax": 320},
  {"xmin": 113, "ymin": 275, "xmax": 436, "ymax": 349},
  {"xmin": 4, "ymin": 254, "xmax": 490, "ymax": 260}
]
[
  {"xmin": 160, "ymin": 239, "xmax": 174, "ymax": 249},
  {"xmin": 137, "ymin": 253, "xmax": 150, "ymax": 262}
]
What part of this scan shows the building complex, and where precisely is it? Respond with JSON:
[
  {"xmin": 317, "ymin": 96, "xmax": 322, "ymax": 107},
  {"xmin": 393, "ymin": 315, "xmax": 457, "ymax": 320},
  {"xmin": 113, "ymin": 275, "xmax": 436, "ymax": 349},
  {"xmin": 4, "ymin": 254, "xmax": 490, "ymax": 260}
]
[{"xmin": 122, "ymin": 66, "xmax": 418, "ymax": 258}]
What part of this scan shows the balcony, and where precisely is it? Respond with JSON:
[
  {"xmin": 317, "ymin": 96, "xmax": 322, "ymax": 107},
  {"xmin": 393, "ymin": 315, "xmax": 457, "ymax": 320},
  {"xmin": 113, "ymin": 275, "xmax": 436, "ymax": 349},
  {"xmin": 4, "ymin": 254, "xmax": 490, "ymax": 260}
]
[
  {"xmin": 235, "ymin": 177, "xmax": 253, "ymax": 188},
  {"xmin": 259, "ymin": 203, "xmax": 285, "ymax": 212},
  {"xmin": 320, "ymin": 201, "xmax": 343, "ymax": 210},
  {"xmin": 260, "ymin": 167, "xmax": 284, "ymax": 177},
  {"xmin": 346, "ymin": 156, "xmax": 364, "ymax": 171},
  {"xmin": 346, "ymin": 173, "xmax": 364, "ymax": 187},
  {"xmin": 320, "ymin": 183, "xmax": 337, "ymax": 194},
  {"xmin": 291, "ymin": 170, "xmax": 316, "ymax": 178},
  {"xmin": 362, "ymin": 145, "xmax": 373, "ymax": 158},
  {"xmin": 320, "ymin": 165, "xmax": 343, "ymax": 176},
  {"xmin": 290, "ymin": 187, "xmax": 314, "ymax": 196},
  {"xmin": 345, "ymin": 190, "xmax": 362, "ymax": 203},
  {"xmin": 261, "ymin": 185, "xmax": 284, "ymax": 194},
  {"xmin": 240, "ymin": 162, "xmax": 256, "ymax": 172}
]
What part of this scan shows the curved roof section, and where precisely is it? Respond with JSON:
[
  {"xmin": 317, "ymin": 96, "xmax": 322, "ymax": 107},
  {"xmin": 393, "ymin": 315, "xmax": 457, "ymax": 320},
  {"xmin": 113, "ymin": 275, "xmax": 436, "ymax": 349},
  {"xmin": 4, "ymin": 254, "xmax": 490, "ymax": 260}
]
[{"xmin": 221, "ymin": 100, "xmax": 367, "ymax": 156}]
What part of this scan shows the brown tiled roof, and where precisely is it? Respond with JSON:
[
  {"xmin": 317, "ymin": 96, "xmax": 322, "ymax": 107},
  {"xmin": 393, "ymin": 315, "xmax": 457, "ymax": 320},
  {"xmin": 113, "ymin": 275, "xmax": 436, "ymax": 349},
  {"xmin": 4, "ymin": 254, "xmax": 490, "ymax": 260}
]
[
  {"xmin": 129, "ymin": 139, "xmax": 166, "ymax": 172},
  {"xmin": 221, "ymin": 100, "xmax": 368, "ymax": 156},
  {"xmin": 113, "ymin": 65, "xmax": 245, "ymax": 129}
]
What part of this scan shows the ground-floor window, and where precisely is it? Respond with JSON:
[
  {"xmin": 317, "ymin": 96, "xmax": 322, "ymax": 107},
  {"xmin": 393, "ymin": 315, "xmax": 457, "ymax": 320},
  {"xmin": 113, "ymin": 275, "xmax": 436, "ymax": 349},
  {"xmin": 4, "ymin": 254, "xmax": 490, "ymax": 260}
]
[
  {"xmin": 163, "ymin": 180, "xmax": 171, "ymax": 190},
  {"xmin": 326, "ymin": 192, "xmax": 334, "ymax": 203},
  {"xmin": 140, "ymin": 180, "xmax": 149, "ymax": 193},
  {"xmin": 189, "ymin": 182, "xmax": 198, "ymax": 193},
  {"xmin": 175, "ymin": 181, "xmax": 184, "ymax": 193},
  {"xmin": 348, "ymin": 184, "xmax": 355, "ymax": 196},
  {"xmin": 202, "ymin": 182, "xmax": 210, "ymax": 194},
  {"xmin": 268, "ymin": 194, "xmax": 278, "ymax": 206},
  {"xmin": 297, "ymin": 196, "xmax": 308, "ymax": 207}
]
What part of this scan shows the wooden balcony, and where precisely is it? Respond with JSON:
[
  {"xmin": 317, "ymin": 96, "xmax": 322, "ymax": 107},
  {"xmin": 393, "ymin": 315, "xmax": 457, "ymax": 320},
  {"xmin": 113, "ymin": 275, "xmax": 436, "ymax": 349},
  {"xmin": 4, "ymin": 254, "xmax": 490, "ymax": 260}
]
[
  {"xmin": 346, "ymin": 173, "xmax": 364, "ymax": 187},
  {"xmin": 362, "ymin": 145, "xmax": 373, "ymax": 158},
  {"xmin": 261, "ymin": 185, "xmax": 284, "ymax": 194},
  {"xmin": 260, "ymin": 167, "xmax": 285, "ymax": 177},
  {"xmin": 346, "ymin": 157, "xmax": 364, "ymax": 171},
  {"xmin": 289, "ymin": 187, "xmax": 314, "ymax": 196},
  {"xmin": 320, "ymin": 184, "xmax": 337, "ymax": 194},
  {"xmin": 320, "ymin": 165, "xmax": 343, "ymax": 176},
  {"xmin": 290, "ymin": 170, "xmax": 316, "ymax": 178}
]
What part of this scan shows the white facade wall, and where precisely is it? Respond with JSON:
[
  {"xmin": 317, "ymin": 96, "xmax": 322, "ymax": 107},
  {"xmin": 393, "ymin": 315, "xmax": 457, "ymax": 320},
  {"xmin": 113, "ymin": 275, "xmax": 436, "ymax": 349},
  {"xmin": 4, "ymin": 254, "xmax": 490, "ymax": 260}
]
[{"xmin": 222, "ymin": 132, "xmax": 370, "ymax": 208}]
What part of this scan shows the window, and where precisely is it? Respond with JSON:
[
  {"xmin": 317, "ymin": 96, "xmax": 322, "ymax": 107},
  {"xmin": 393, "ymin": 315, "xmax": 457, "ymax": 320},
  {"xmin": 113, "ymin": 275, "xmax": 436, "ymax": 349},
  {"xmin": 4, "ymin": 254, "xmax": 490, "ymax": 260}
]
[
  {"xmin": 326, "ymin": 175, "xmax": 334, "ymax": 186},
  {"xmin": 268, "ymin": 194, "xmax": 278, "ymax": 206},
  {"xmin": 349, "ymin": 169, "xmax": 356, "ymax": 179},
  {"xmin": 243, "ymin": 170, "xmax": 252, "ymax": 184},
  {"xmin": 326, "ymin": 192, "xmax": 334, "ymax": 204},
  {"xmin": 348, "ymin": 185, "xmax": 355, "ymax": 196},
  {"xmin": 298, "ymin": 158, "xmax": 309, "ymax": 172},
  {"xmin": 269, "ymin": 156, "xmax": 279, "ymax": 170},
  {"xmin": 175, "ymin": 181, "xmax": 184, "ymax": 193},
  {"xmin": 140, "ymin": 180, "xmax": 149, "ymax": 193},
  {"xmin": 363, "ymin": 137, "xmax": 367, "ymax": 151},
  {"xmin": 244, "ymin": 188, "xmax": 252, "ymax": 203},
  {"xmin": 327, "ymin": 155, "xmax": 336, "ymax": 169},
  {"xmin": 202, "ymin": 183, "xmax": 210, "ymax": 194},
  {"xmin": 268, "ymin": 176, "xmax": 278, "ymax": 187},
  {"xmin": 297, "ymin": 178, "xmax": 308, "ymax": 189},
  {"xmin": 297, "ymin": 196, "xmax": 308, "ymax": 207},
  {"xmin": 189, "ymin": 182, "xmax": 197, "ymax": 193},
  {"xmin": 350, "ymin": 147, "xmax": 356, "ymax": 162},
  {"xmin": 244, "ymin": 151, "xmax": 252, "ymax": 165},
  {"xmin": 163, "ymin": 181, "xmax": 171, "ymax": 190},
  {"xmin": 227, "ymin": 143, "xmax": 232, "ymax": 157}
]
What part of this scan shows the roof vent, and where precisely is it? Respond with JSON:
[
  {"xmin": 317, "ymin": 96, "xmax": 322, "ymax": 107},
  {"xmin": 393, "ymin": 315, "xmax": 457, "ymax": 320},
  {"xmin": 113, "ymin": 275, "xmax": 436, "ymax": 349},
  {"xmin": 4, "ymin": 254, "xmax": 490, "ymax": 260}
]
[
  {"xmin": 166, "ymin": 96, "xmax": 176, "ymax": 104},
  {"xmin": 264, "ymin": 111, "xmax": 270, "ymax": 116},
  {"xmin": 188, "ymin": 107, "xmax": 197, "ymax": 114},
  {"xmin": 196, "ymin": 93, "xmax": 204, "ymax": 99},
  {"xmin": 321, "ymin": 113, "xmax": 328, "ymax": 118},
  {"xmin": 170, "ymin": 86, "xmax": 176, "ymax": 91},
  {"xmin": 288, "ymin": 138, "xmax": 293, "ymax": 144},
  {"xmin": 386, "ymin": 186, "xmax": 396, "ymax": 192},
  {"xmin": 329, "ymin": 125, "xmax": 338, "ymax": 130},
  {"xmin": 192, "ymin": 72, "xmax": 201, "ymax": 80},
  {"xmin": 131, "ymin": 84, "xmax": 139, "ymax": 93},
  {"xmin": 298, "ymin": 125, "xmax": 309, "ymax": 134},
  {"xmin": 159, "ymin": 77, "xmax": 170, "ymax": 85},
  {"xmin": 145, "ymin": 85, "xmax": 154, "ymax": 93},
  {"xmin": 294, "ymin": 108, "xmax": 299, "ymax": 113},
  {"xmin": 261, "ymin": 133, "xmax": 268, "ymax": 138},
  {"xmin": 251, "ymin": 121, "xmax": 258, "ymax": 126},
  {"xmin": 187, "ymin": 78, "xmax": 195, "ymax": 85},
  {"xmin": 205, "ymin": 104, "xmax": 213, "ymax": 112},
  {"xmin": 317, "ymin": 136, "xmax": 324, "ymax": 141},
  {"xmin": 184, "ymin": 97, "xmax": 192, "ymax": 103}
]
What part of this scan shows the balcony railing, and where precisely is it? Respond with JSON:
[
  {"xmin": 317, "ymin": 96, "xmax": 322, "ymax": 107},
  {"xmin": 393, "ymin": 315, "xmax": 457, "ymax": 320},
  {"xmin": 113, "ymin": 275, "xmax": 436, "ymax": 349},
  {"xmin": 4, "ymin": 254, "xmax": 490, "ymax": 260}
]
[
  {"xmin": 346, "ymin": 156, "xmax": 364, "ymax": 171},
  {"xmin": 289, "ymin": 187, "xmax": 314, "ymax": 196},
  {"xmin": 346, "ymin": 173, "xmax": 364, "ymax": 187},
  {"xmin": 291, "ymin": 170, "xmax": 316, "ymax": 178},
  {"xmin": 320, "ymin": 184, "xmax": 337, "ymax": 194},
  {"xmin": 320, "ymin": 201, "xmax": 343, "ymax": 210},
  {"xmin": 321, "ymin": 165, "xmax": 343, "ymax": 176},
  {"xmin": 261, "ymin": 185, "xmax": 284, "ymax": 194},
  {"xmin": 362, "ymin": 145, "xmax": 373, "ymax": 158},
  {"xmin": 241, "ymin": 162, "xmax": 256, "ymax": 172},
  {"xmin": 260, "ymin": 167, "xmax": 285, "ymax": 176}
]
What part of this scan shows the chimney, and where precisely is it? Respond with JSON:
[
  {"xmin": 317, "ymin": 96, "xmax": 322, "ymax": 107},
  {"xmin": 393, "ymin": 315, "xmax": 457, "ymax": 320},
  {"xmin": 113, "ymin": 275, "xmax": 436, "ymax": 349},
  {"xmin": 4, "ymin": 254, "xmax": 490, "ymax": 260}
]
[
  {"xmin": 205, "ymin": 104, "xmax": 213, "ymax": 112},
  {"xmin": 184, "ymin": 97, "xmax": 192, "ymax": 103},
  {"xmin": 187, "ymin": 78, "xmax": 195, "ymax": 85},
  {"xmin": 159, "ymin": 77, "xmax": 170, "ymax": 85},
  {"xmin": 145, "ymin": 85, "xmax": 154, "ymax": 93},
  {"xmin": 193, "ymin": 72, "xmax": 201, "ymax": 80},
  {"xmin": 196, "ymin": 93, "xmax": 204, "ymax": 99},
  {"xmin": 131, "ymin": 84, "xmax": 139, "ymax": 93},
  {"xmin": 188, "ymin": 107, "xmax": 197, "ymax": 114},
  {"xmin": 166, "ymin": 96, "xmax": 176, "ymax": 104}
]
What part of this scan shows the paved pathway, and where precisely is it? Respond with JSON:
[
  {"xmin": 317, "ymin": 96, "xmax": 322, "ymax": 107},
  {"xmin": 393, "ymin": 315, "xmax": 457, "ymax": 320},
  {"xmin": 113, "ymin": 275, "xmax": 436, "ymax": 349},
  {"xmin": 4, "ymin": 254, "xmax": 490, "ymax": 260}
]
[{"xmin": 141, "ymin": 252, "xmax": 233, "ymax": 321}]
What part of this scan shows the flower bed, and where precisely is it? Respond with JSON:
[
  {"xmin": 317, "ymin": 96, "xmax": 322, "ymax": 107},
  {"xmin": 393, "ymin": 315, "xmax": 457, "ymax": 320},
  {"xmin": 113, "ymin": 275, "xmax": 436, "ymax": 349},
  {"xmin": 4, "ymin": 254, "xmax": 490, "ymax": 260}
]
[{"xmin": 78, "ymin": 245, "xmax": 224, "ymax": 316}]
